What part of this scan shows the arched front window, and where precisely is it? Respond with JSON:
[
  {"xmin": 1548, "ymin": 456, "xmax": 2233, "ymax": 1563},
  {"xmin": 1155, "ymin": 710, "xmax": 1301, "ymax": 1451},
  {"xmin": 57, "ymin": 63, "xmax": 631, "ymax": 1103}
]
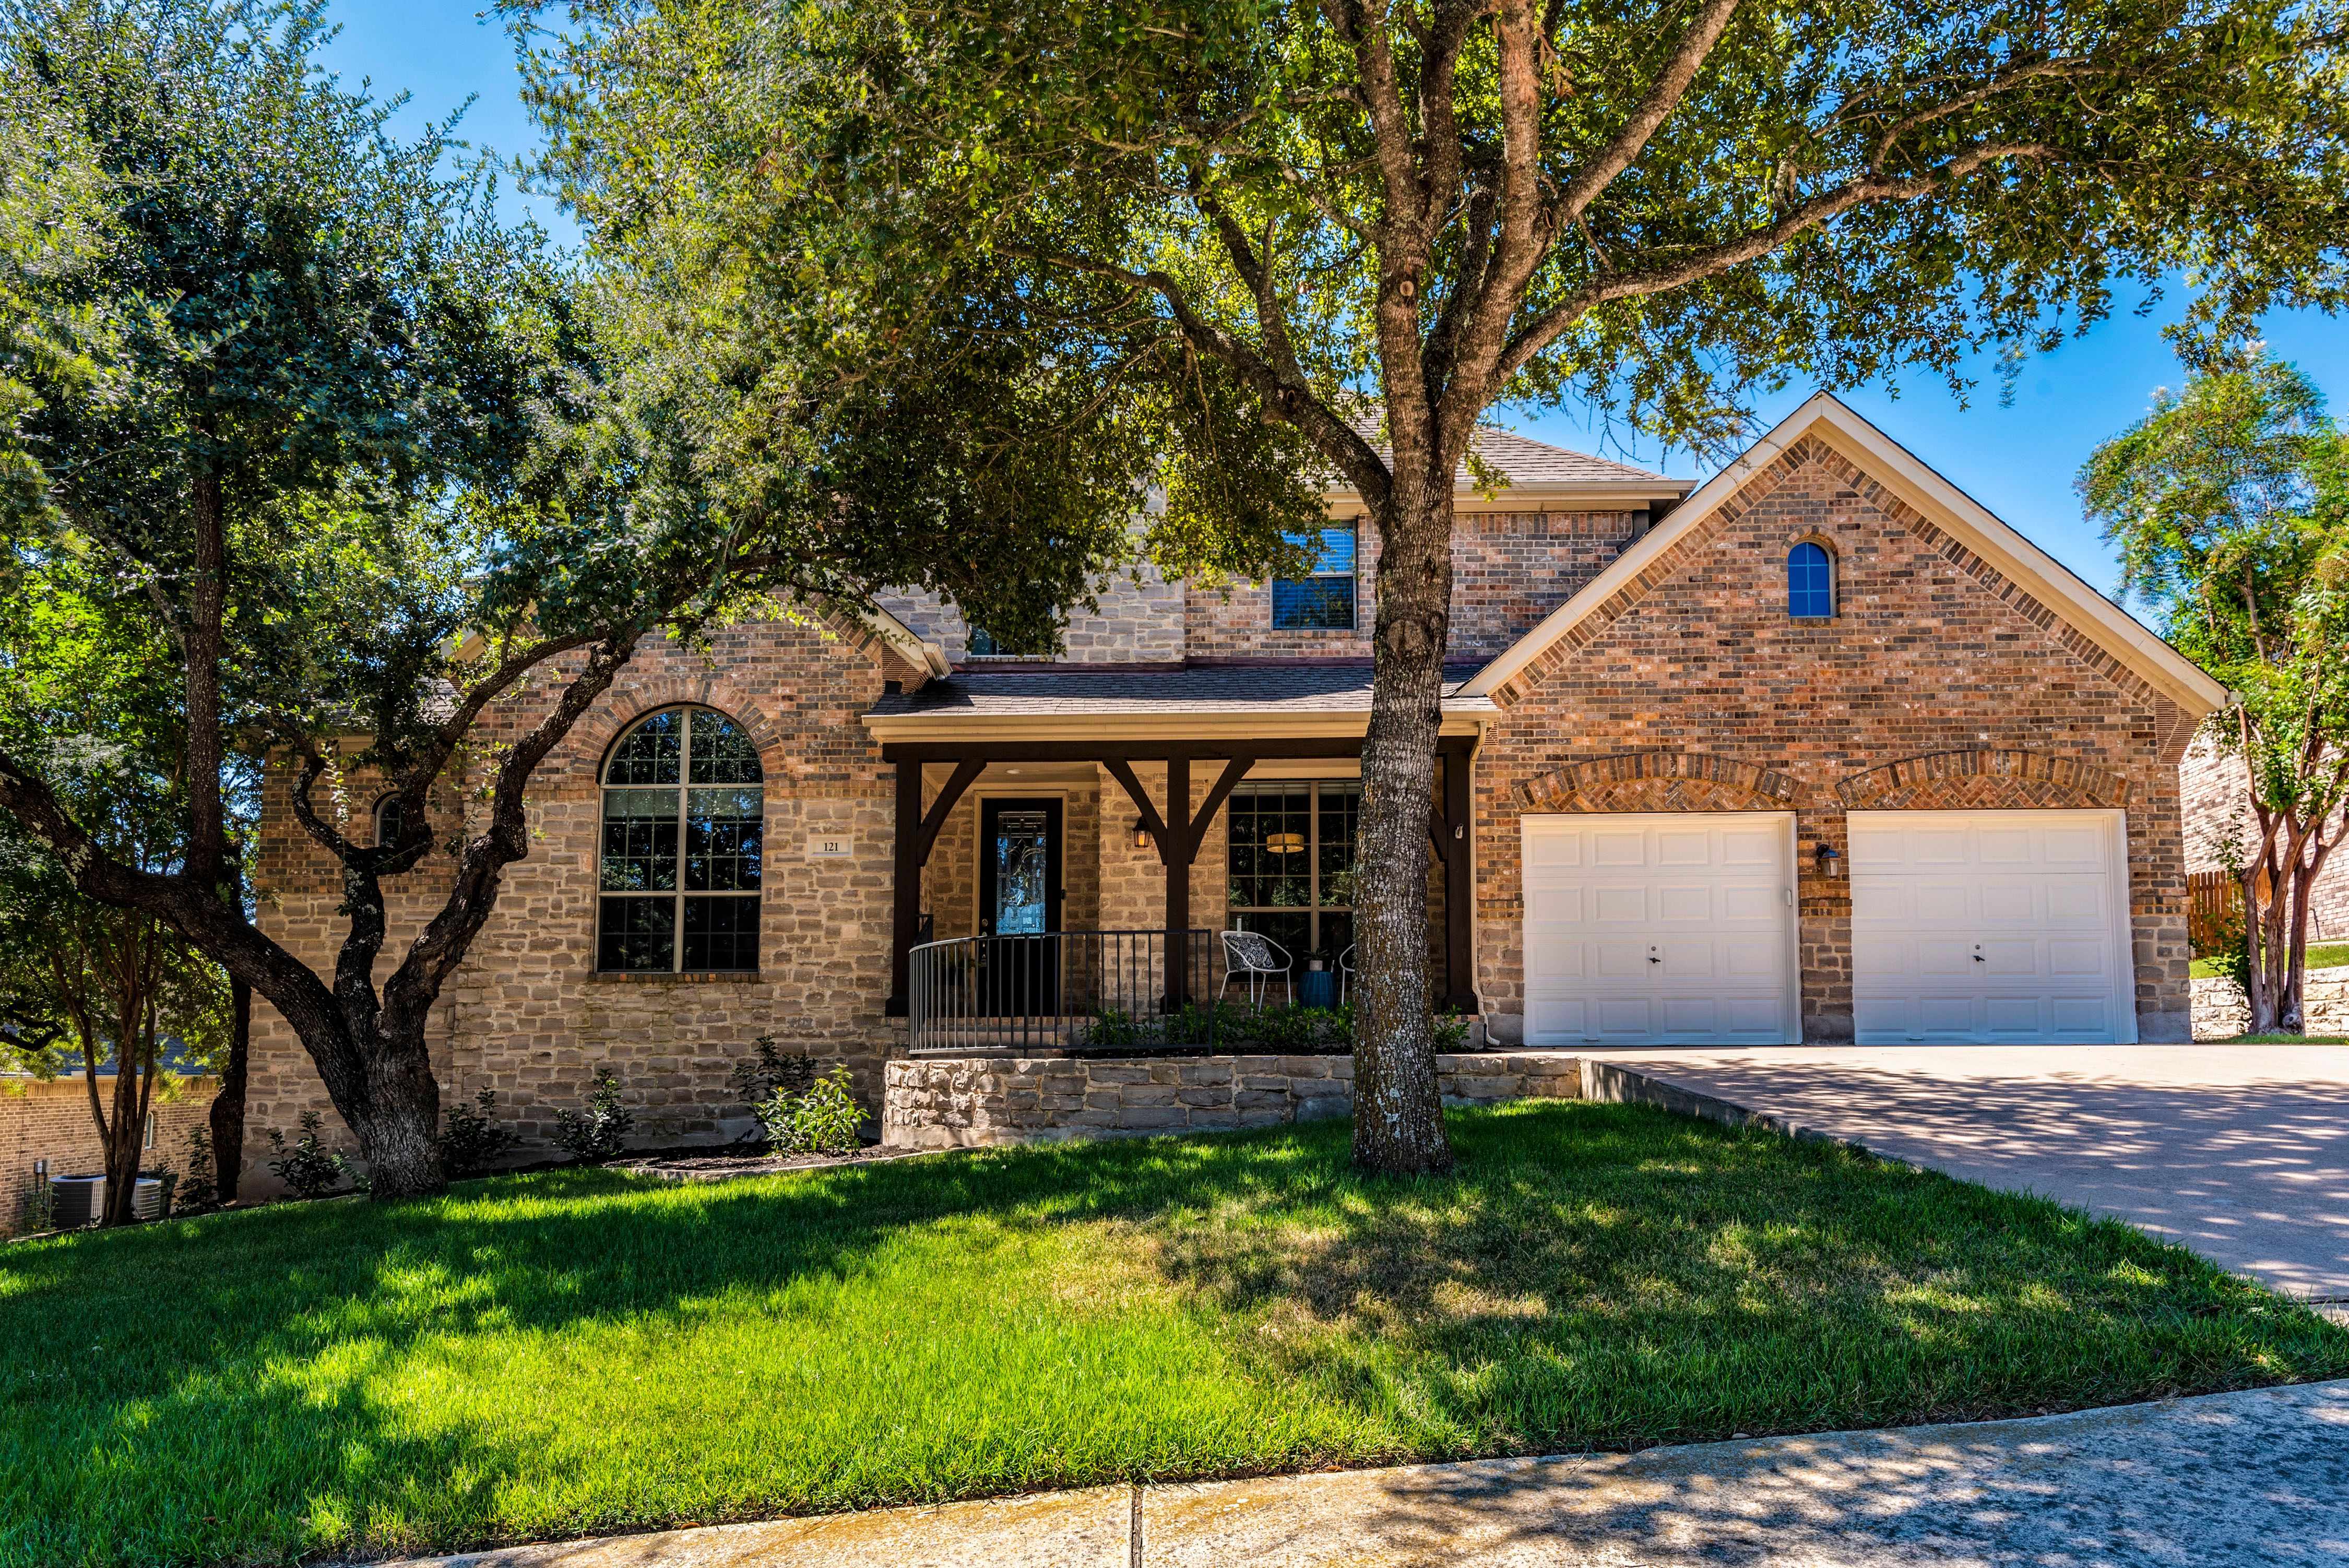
[
  {"xmin": 1787, "ymin": 541, "xmax": 1835, "ymax": 619},
  {"xmin": 374, "ymin": 794, "xmax": 405, "ymax": 848},
  {"xmin": 598, "ymin": 707, "xmax": 765, "ymax": 973}
]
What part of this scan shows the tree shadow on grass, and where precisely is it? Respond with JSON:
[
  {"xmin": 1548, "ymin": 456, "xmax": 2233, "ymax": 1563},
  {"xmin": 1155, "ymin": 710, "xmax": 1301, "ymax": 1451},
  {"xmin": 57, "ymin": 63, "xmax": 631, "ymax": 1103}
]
[{"xmin": 0, "ymin": 1101, "xmax": 2341, "ymax": 1566}]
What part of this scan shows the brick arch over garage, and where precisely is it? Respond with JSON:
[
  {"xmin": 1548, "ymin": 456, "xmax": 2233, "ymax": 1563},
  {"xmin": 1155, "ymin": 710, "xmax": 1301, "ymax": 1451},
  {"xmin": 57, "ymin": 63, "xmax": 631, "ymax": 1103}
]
[
  {"xmin": 1835, "ymin": 749, "xmax": 2132, "ymax": 811},
  {"xmin": 1517, "ymin": 751, "xmax": 1799, "ymax": 814}
]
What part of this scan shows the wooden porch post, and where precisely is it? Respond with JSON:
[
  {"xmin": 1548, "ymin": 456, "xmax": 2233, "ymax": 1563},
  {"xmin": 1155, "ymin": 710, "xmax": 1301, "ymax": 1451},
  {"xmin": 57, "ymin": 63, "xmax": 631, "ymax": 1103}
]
[
  {"xmin": 1164, "ymin": 755, "xmax": 1190, "ymax": 1009},
  {"xmin": 886, "ymin": 758, "xmax": 921, "ymax": 1017},
  {"xmin": 1442, "ymin": 739, "xmax": 1477, "ymax": 1013}
]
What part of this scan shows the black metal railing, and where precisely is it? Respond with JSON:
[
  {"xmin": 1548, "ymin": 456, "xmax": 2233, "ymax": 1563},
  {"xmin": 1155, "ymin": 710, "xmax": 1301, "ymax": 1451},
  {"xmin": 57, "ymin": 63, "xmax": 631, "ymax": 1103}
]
[{"xmin": 907, "ymin": 929, "xmax": 1221, "ymax": 1053}]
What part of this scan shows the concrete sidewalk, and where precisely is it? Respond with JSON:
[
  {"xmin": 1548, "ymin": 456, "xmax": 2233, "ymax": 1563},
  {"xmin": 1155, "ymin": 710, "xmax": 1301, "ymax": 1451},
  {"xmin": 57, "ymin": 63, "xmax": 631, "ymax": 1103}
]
[{"xmin": 380, "ymin": 1379, "xmax": 2349, "ymax": 1566}]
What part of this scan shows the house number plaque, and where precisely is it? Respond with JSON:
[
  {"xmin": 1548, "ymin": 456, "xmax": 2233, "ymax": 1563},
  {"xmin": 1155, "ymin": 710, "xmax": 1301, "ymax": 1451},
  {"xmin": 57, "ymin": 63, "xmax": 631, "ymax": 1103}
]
[{"xmin": 805, "ymin": 833, "xmax": 855, "ymax": 859}]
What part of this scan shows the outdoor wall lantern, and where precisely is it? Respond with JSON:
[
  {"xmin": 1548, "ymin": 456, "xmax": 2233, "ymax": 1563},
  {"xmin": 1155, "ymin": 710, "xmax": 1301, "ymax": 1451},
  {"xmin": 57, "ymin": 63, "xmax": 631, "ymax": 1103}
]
[
  {"xmin": 1133, "ymin": 821, "xmax": 1153, "ymax": 850},
  {"xmin": 1814, "ymin": 842, "xmax": 1844, "ymax": 877}
]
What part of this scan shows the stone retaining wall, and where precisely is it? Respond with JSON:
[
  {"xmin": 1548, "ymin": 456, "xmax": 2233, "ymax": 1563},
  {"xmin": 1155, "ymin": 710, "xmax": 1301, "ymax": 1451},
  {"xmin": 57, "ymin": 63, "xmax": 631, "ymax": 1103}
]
[
  {"xmin": 2191, "ymin": 964, "xmax": 2349, "ymax": 1039},
  {"xmin": 882, "ymin": 1052, "xmax": 1584, "ymax": 1150}
]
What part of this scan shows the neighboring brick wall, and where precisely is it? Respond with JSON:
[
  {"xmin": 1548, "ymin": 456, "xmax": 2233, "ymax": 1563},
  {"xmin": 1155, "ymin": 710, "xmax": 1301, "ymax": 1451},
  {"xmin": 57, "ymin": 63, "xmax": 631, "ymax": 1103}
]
[
  {"xmin": 1187, "ymin": 507, "xmax": 1644, "ymax": 661},
  {"xmin": 244, "ymin": 611, "xmax": 905, "ymax": 1189},
  {"xmin": 1, "ymin": 1076, "xmax": 217, "ymax": 1236},
  {"xmin": 1474, "ymin": 434, "xmax": 2201, "ymax": 1046},
  {"xmin": 2180, "ymin": 735, "xmax": 2349, "ymax": 943},
  {"xmin": 882, "ymin": 1050, "xmax": 1581, "ymax": 1149}
]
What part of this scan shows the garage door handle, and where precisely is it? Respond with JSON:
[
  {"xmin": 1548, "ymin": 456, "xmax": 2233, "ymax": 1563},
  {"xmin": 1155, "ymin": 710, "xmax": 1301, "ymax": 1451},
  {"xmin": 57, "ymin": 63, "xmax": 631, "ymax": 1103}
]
[{"xmin": 1973, "ymin": 953, "xmax": 1985, "ymax": 962}]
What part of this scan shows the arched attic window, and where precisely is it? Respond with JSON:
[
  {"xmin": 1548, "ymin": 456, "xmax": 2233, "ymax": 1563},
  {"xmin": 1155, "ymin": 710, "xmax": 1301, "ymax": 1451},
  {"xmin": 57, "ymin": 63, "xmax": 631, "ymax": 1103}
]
[
  {"xmin": 597, "ymin": 707, "xmax": 765, "ymax": 973},
  {"xmin": 1787, "ymin": 541, "xmax": 1835, "ymax": 619}
]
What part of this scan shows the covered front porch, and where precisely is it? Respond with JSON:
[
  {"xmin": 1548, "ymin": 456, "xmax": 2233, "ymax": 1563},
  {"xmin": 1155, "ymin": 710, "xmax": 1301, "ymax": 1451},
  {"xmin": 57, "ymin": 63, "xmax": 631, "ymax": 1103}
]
[{"xmin": 865, "ymin": 665, "xmax": 1488, "ymax": 1053}]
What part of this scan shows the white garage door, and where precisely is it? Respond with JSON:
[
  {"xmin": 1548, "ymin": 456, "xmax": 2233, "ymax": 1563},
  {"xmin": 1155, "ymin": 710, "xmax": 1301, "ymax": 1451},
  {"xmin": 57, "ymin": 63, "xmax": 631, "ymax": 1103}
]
[
  {"xmin": 1521, "ymin": 813, "xmax": 1798, "ymax": 1047},
  {"xmin": 1849, "ymin": 810, "xmax": 2134, "ymax": 1044}
]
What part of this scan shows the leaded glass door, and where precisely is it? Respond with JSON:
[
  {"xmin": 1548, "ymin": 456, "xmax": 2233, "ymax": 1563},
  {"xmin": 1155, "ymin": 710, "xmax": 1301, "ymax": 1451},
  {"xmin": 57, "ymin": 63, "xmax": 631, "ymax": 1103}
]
[{"xmin": 978, "ymin": 799, "xmax": 1062, "ymax": 1015}]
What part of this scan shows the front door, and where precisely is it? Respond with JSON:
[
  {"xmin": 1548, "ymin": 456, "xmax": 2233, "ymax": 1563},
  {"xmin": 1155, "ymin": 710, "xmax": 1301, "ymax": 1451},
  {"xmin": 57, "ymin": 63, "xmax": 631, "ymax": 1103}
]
[{"xmin": 978, "ymin": 799, "xmax": 1062, "ymax": 1015}]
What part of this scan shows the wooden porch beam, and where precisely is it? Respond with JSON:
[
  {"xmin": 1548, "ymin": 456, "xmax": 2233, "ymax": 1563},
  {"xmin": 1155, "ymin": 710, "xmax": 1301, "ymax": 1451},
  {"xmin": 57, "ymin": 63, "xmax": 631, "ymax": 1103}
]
[
  {"xmin": 914, "ymin": 758, "xmax": 985, "ymax": 866},
  {"xmin": 1182, "ymin": 756, "xmax": 1256, "ymax": 863},
  {"xmin": 880, "ymin": 738, "xmax": 1363, "ymax": 764},
  {"xmin": 1101, "ymin": 758, "xmax": 1170, "ymax": 862}
]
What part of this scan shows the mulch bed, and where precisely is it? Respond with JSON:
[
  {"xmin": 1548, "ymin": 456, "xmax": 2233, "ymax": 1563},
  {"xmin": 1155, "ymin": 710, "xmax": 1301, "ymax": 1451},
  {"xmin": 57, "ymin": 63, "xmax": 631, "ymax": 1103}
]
[{"xmin": 613, "ymin": 1144, "xmax": 929, "ymax": 1183}]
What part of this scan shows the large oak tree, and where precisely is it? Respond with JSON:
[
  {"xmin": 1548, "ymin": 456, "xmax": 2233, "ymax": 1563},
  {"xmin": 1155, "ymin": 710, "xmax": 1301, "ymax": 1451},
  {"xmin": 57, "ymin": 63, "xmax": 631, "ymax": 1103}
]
[
  {"xmin": 0, "ymin": 0, "xmax": 1238, "ymax": 1196},
  {"xmin": 530, "ymin": 0, "xmax": 2349, "ymax": 1171}
]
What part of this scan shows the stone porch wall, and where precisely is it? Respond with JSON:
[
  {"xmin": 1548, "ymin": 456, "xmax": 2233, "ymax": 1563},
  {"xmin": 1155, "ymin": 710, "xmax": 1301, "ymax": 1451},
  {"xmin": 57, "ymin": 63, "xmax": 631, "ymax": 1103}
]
[
  {"xmin": 2191, "ymin": 965, "xmax": 2349, "ymax": 1039},
  {"xmin": 882, "ymin": 1051, "xmax": 1584, "ymax": 1149}
]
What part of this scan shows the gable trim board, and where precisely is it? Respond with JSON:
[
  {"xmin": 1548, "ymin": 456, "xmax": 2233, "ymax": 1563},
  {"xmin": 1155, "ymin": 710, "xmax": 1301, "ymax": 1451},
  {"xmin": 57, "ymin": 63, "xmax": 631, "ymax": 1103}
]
[{"xmin": 1457, "ymin": 393, "xmax": 2228, "ymax": 720}]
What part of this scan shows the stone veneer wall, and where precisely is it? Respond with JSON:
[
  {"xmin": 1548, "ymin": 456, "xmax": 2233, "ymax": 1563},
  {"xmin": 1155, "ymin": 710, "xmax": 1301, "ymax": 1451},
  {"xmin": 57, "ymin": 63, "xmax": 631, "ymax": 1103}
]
[
  {"xmin": 2191, "ymin": 965, "xmax": 2349, "ymax": 1039},
  {"xmin": 1473, "ymin": 434, "xmax": 2201, "ymax": 1047},
  {"xmin": 1187, "ymin": 507, "xmax": 1644, "ymax": 661},
  {"xmin": 883, "ymin": 1051, "xmax": 1582, "ymax": 1148},
  {"xmin": 1, "ymin": 1076, "xmax": 218, "ymax": 1236},
  {"xmin": 2179, "ymin": 735, "xmax": 2349, "ymax": 943},
  {"xmin": 243, "ymin": 611, "xmax": 913, "ymax": 1190}
]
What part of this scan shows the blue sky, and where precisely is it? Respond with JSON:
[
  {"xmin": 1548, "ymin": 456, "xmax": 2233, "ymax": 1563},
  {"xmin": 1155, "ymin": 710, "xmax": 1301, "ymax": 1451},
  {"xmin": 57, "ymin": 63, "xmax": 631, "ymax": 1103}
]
[{"xmin": 321, "ymin": 0, "xmax": 2349, "ymax": 602}]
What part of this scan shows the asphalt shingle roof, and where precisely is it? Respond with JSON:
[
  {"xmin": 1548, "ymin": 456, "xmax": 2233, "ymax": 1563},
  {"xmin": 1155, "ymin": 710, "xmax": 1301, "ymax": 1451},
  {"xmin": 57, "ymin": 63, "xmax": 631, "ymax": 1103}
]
[
  {"xmin": 1336, "ymin": 416, "xmax": 1678, "ymax": 491},
  {"xmin": 868, "ymin": 662, "xmax": 1492, "ymax": 717}
]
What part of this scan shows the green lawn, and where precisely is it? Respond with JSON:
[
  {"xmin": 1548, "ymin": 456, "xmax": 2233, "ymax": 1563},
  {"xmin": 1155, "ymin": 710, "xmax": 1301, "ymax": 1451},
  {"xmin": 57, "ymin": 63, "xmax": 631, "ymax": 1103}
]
[
  {"xmin": 2191, "ymin": 940, "xmax": 2349, "ymax": 979},
  {"xmin": 3, "ymin": 1102, "xmax": 2342, "ymax": 1567}
]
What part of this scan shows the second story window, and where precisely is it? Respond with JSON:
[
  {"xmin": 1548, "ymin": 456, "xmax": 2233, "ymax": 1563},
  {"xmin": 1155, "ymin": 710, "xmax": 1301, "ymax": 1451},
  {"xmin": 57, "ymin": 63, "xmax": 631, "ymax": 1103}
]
[
  {"xmin": 1272, "ymin": 526, "xmax": 1358, "ymax": 630},
  {"xmin": 597, "ymin": 707, "xmax": 764, "ymax": 974},
  {"xmin": 1788, "ymin": 541, "xmax": 1835, "ymax": 619}
]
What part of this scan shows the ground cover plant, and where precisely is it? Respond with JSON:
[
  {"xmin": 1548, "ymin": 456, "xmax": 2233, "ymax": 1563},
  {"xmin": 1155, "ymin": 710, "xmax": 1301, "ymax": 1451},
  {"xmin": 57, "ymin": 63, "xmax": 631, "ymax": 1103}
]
[
  {"xmin": 1, "ymin": 1101, "xmax": 2341, "ymax": 1566},
  {"xmin": 2193, "ymin": 941, "xmax": 2349, "ymax": 980}
]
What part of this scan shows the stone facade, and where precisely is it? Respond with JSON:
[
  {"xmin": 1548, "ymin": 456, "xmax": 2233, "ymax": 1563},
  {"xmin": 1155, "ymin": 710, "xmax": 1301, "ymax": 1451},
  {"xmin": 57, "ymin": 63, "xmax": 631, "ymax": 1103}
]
[
  {"xmin": 2192, "ymin": 965, "xmax": 2349, "ymax": 1039},
  {"xmin": 244, "ymin": 612, "xmax": 910, "ymax": 1181},
  {"xmin": 883, "ymin": 1051, "xmax": 1583, "ymax": 1149},
  {"xmin": 2180, "ymin": 735, "xmax": 2349, "ymax": 943},
  {"xmin": 1474, "ymin": 434, "xmax": 2200, "ymax": 1046},
  {"xmin": 1, "ymin": 1076, "xmax": 218, "ymax": 1236}
]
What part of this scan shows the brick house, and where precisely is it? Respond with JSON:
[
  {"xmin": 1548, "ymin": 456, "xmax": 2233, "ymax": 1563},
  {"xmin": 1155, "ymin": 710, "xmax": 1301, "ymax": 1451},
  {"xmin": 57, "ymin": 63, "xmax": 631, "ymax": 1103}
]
[{"xmin": 241, "ymin": 393, "xmax": 2225, "ymax": 1182}]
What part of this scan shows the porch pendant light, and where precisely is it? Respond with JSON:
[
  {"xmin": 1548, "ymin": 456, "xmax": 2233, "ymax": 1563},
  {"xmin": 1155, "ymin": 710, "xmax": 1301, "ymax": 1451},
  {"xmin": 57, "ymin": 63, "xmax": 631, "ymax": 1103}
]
[{"xmin": 1266, "ymin": 831, "xmax": 1307, "ymax": 855}]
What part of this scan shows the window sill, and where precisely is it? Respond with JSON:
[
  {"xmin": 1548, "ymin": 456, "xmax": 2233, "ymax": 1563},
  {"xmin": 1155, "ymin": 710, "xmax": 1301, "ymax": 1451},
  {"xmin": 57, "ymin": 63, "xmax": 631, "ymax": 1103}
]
[
  {"xmin": 1788, "ymin": 616, "xmax": 1836, "ymax": 625},
  {"xmin": 588, "ymin": 970, "xmax": 762, "ymax": 983}
]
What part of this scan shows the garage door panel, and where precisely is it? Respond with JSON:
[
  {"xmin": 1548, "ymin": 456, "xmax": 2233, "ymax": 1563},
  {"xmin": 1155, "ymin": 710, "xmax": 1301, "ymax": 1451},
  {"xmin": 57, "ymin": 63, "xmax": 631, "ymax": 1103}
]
[
  {"xmin": 1657, "ymin": 884, "xmax": 1713, "ymax": 922},
  {"xmin": 1522, "ymin": 813, "xmax": 1796, "ymax": 1047},
  {"xmin": 2048, "ymin": 940, "xmax": 2107, "ymax": 977},
  {"xmin": 1594, "ymin": 942, "xmax": 1651, "ymax": 977},
  {"xmin": 1593, "ymin": 832, "xmax": 1645, "ymax": 865},
  {"xmin": 1526, "ymin": 886, "xmax": 1584, "ymax": 922},
  {"xmin": 1979, "ymin": 881, "xmax": 2038, "ymax": 920},
  {"xmin": 1657, "ymin": 831, "xmax": 1710, "ymax": 865},
  {"xmin": 1851, "ymin": 810, "xmax": 2131, "ymax": 1046},
  {"xmin": 2045, "ymin": 826, "xmax": 2105, "ymax": 863},
  {"xmin": 2046, "ymin": 882, "xmax": 2106, "ymax": 921},
  {"xmin": 1659, "ymin": 942, "xmax": 1715, "ymax": 977},
  {"xmin": 1525, "ymin": 928, "xmax": 1583, "ymax": 978}
]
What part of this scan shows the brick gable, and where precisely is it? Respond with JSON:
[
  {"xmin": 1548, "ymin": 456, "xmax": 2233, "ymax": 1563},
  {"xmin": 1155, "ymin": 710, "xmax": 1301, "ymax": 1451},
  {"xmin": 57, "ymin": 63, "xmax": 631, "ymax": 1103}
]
[{"xmin": 1473, "ymin": 438, "xmax": 2195, "ymax": 1045}]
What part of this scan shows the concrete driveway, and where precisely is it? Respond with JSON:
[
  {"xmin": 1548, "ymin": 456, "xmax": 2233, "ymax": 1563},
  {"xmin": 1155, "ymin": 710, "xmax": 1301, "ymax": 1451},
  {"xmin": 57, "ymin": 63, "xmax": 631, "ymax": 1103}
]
[{"xmin": 1587, "ymin": 1045, "xmax": 2349, "ymax": 1308}]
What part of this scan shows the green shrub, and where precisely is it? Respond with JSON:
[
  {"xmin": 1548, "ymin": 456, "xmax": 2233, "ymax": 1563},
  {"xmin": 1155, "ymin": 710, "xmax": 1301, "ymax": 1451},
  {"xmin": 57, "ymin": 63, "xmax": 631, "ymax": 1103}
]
[
  {"xmin": 436, "ymin": 1088, "xmax": 519, "ymax": 1178},
  {"xmin": 264, "ymin": 1112, "xmax": 358, "ymax": 1198},
  {"xmin": 175, "ymin": 1124, "xmax": 218, "ymax": 1211},
  {"xmin": 552, "ymin": 1068, "xmax": 635, "ymax": 1164},
  {"xmin": 728, "ymin": 1034, "xmax": 813, "ymax": 1111},
  {"xmin": 755, "ymin": 1065, "xmax": 865, "ymax": 1156}
]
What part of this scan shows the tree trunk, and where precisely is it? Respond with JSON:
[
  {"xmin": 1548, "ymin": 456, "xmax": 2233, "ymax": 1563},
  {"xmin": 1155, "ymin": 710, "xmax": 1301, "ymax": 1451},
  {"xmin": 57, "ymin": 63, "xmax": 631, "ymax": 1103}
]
[
  {"xmin": 1349, "ymin": 486, "xmax": 1456, "ymax": 1176},
  {"xmin": 99, "ymin": 1056, "xmax": 143, "ymax": 1226},
  {"xmin": 210, "ymin": 976, "xmax": 250, "ymax": 1202},
  {"xmin": 347, "ymin": 1023, "xmax": 445, "ymax": 1199}
]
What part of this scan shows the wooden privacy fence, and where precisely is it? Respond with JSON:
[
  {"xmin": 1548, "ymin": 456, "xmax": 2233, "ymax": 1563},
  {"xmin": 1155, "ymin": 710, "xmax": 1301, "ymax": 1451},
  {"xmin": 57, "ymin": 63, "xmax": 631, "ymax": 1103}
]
[{"xmin": 2189, "ymin": 870, "xmax": 2249, "ymax": 955}]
